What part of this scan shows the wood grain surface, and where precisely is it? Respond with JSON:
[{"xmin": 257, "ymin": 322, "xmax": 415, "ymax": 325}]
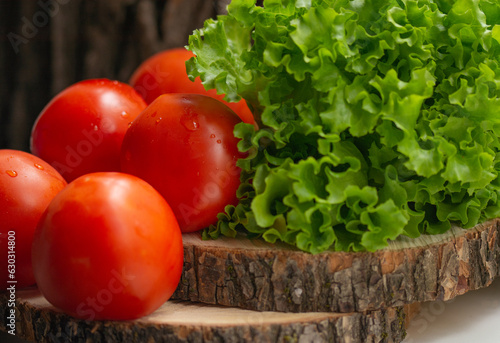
[
  {"xmin": 0, "ymin": 288, "xmax": 419, "ymax": 343},
  {"xmin": 173, "ymin": 219, "xmax": 500, "ymax": 313}
]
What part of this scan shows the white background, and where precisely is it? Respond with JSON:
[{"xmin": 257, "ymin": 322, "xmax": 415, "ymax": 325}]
[{"xmin": 405, "ymin": 277, "xmax": 500, "ymax": 342}]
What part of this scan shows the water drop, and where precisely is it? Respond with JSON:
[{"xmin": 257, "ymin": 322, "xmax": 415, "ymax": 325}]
[
  {"xmin": 156, "ymin": 118, "xmax": 162, "ymax": 124},
  {"xmin": 121, "ymin": 111, "xmax": 129, "ymax": 118},
  {"xmin": 180, "ymin": 112, "xmax": 199, "ymax": 131},
  {"xmin": 216, "ymin": 139, "xmax": 222, "ymax": 144},
  {"xmin": 93, "ymin": 125, "xmax": 99, "ymax": 131},
  {"xmin": 210, "ymin": 134, "xmax": 216, "ymax": 138},
  {"xmin": 34, "ymin": 163, "xmax": 44, "ymax": 170},
  {"xmin": 151, "ymin": 112, "xmax": 157, "ymax": 118},
  {"xmin": 127, "ymin": 122, "xmax": 133, "ymax": 128},
  {"xmin": 6, "ymin": 170, "xmax": 17, "ymax": 177},
  {"xmin": 124, "ymin": 151, "xmax": 132, "ymax": 162}
]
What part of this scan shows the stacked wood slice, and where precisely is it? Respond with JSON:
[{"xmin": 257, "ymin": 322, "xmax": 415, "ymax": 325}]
[{"xmin": 1, "ymin": 219, "xmax": 499, "ymax": 342}]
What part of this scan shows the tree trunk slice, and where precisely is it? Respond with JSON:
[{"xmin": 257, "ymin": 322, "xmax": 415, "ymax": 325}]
[
  {"xmin": 173, "ymin": 218, "xmax": 500, "ymax": 313},
  {"xmin": 0, "ymin": 288, "xmax": 419, "ymax": 343}
]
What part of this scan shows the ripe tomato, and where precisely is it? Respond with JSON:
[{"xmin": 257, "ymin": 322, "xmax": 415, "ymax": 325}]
[
  {"xmin": 121, "ymin": 93, "xmax": 244, "ymax": 233},
  {"xmin": 0, "ymin": 149, "xmax": 67, "ymax": 290},
  {"xmin": 32, "ymin": 172, "xmax": 183, "ymax": 321},
  {"xmin": 129, "ymin": 47, "xmax": 255, "ymax": 125},
  {"xmin": 30, "ymin": 79, "xmax": 147, "ymax": 182}
]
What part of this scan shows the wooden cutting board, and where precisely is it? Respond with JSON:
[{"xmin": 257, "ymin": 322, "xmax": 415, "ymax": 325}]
[{"xmin": 173, "ymin": 218, "xmax": 500, "ymax": 313}]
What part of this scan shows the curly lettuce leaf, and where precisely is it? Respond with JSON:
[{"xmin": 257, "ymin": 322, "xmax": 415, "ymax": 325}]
[{"xmin": 192, "ymin": 0, "xmax": 500, "ymax": 253}]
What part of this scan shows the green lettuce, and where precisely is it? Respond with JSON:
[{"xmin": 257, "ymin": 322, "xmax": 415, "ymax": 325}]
[{"xmin": 188, "ymin": 0, "xmax": 500, "ymax": 253}]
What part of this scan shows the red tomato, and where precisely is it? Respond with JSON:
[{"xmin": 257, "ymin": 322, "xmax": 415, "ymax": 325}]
[
  {"xmin": 129, "ymin": 47, "xmax": 255, "ymax": 125},
  {"xmin": 121, "ymin": 93, "xmax": 244, "ymax": 233},
  {"xmin": 30, "ymin": 79, "xmax": 147, "ymax": 182},
  {"xmin": 0, "ymin": 149, "xmax": 67, "ymax": 290},
  {"xmin": 32, "ymin": 172, "xmax": 183, "ymax": 321}
]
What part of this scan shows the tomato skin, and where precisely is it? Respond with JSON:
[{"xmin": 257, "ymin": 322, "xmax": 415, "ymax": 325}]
[
  {"xmin": 121, "ymin": 93, "xmax": 244, "ymax": 233},
  {"xmin": 0, "ymin": 149, "xmax": 67, "ymax": 290},
  {"xmin": 32, "ymin": 172, "xmax": 183, "ymax": 321},
  {"xmin": 30, "ymin": 79, "xmax": 147, "ymax": 182},
  {"xmin": 129, "ymin": 47, "xmax": 255, "ymax": 125}
]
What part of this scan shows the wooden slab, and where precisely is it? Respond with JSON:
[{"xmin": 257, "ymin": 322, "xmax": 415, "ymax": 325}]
[
  {"xmin": 0, "ymin": 288, "xmax": 419, "ymax": 343},
  {"xmin": 173, "ymin": 218, "xmax": 500, "ymax": 313}
]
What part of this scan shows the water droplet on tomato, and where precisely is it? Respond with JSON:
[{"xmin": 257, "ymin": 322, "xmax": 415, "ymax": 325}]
[
  {"xmin": 124, "ymin": 151, "xmax": 132, "ymax": 162},
  {"xmin": 151, "ymin": 112, "xmax": 157, "ymax": 118},
  {"xmin": 210, "ymin": 134, "xmax": 216, "ymax": 138},
  {"xmin": 6, "ymin": 170, "xmax": 17, "ymax": 177},
  {"xmin": 216, "ymin": 139, "xmax": 222, "ymax": 144},
  {"xmin": 128, "ymin": 122, "xmax": 133, "ymax": 128},
  {"xmin": 121, "ymin": 111, "xmax": 129, "ymax": 118},
  {"xmin": 180, "ymin": 112, "xmax": 199, "ymax": 131},
  {"xmin": 94, "ymin": 125, "xmax": 99, "ymax": 131},
  {"xmin": 156, "ymin": 118, "xmax": 162, "ymax": 124},
  {"xmin": 34, "ymin": 163, "xmax": 44, "ymax": 170}
]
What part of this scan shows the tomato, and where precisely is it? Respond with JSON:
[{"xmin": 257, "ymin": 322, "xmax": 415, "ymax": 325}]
[
  {"xmin": 30, "ymin": 79, "xmax": 147, "ymax": 182},
  {"xmin": 121, "ymin": 93, "xmax": 244, "ymax": 233},
  {"xmin": 129, "ymin": 47, "xmax": 255, "ymax": 125},
  {"xmin": 0, "ymin": 149, "xmax": 67, "ymax": 290},
  {"xmin": 32, "ymin": 172, "xmax": 183, "ymax": 321}
]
